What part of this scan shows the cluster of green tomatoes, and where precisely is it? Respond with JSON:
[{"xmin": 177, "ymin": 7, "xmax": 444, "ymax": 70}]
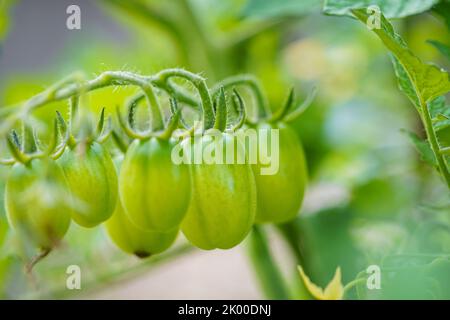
[{"xmin": 1, "ymin": 70, "xmax": 311, "ymax": 264}]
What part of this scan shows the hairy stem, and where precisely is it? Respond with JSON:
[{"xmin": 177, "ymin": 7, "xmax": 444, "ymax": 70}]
[
  {"xmin": 152, "ymin": 69, "xmax": 215, "ymax": 130},
  {"xmin": 421, "ymin": 99, "xmax": 450, "ymax": 189}
]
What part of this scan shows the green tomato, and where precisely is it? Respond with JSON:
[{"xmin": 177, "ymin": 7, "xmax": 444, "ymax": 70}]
[
  {"xmin": 58, "ymin": 142, "xmax": 118, "ymax": 228},
  {"xmin": 5, "ymin": 160, "xmax": 71, "ymax": 250},
  {"xmin": 181, "ymin": 132, "xmax": 256, "ymax": 250},
  {"xmin": 105, "ymin": 199, "xmax": 178, "ymax": 258},
  {"xmin": 119, "ymin": 138, "xmax": 190, "ymax": 232},
  {"xmin": 253, "ymin": 122, "xmax": 307, "ymax": 224}
]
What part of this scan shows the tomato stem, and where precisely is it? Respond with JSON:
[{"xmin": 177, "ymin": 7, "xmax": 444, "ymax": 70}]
[{"xmin": 152, "ymin": 68, "xmax": 215, "ymax": 130}]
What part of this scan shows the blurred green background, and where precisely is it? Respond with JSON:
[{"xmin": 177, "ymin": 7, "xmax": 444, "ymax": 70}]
[{"xmin": 0, "ymin": 0, "xmax": 449, "ymax": 299}]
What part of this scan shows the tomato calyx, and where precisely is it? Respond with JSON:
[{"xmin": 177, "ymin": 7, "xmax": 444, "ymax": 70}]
[{"xmin": 116, "ymin": 95, "xmax": 181, "ymax": 141}]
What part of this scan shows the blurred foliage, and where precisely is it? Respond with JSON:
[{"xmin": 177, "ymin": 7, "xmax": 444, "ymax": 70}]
[{"xmin": 0, "ymin": 0, "xmax": 449, "ymax": 299}]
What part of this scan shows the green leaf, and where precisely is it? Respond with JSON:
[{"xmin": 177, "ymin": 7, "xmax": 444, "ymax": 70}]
[
  {"xmin": 403, "ymin": 130, "xmax": 437, "ymax": 167},
  {"xmin": 242, "ymin": 0, "xmax": 319, "ymax": 18},
  {"xmin": 352, "ymin": 9, "xmax": 450, "ymax": 104},
  {"xmin": 428, "ymin": 40, "xmax": 450, "ymax": 61},
  {"xmin": 323, "ymin": 0, "xmax": 439, "ymax": 18}
]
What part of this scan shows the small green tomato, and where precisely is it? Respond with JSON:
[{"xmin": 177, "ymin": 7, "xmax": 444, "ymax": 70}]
[
  {"xmin": 58, "ymin": 142, "xmax": 118, "ymax": 227},
  {"xmin": 253, "ymin": 122, "xmax": 307, "ymax": 224},
  {"xmin": 105, "ymin": 199, "xmax": 178, "ymax": 258},
  {"xmin": 181, "ymin": 132, "xmax": 257, "ymax": 250}
]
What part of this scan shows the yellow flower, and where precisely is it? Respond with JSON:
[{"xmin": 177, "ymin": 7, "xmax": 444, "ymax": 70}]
[{"xmin": 298, "ymin": 266, "xmax": 344, "ymax": 300}]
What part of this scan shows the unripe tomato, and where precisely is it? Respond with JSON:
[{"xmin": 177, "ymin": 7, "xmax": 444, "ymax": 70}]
[
  {"xmin": 5, "ymin": 160, "xmax": 71, "ymax": 249},
  {"xmin": 58, "ymin": 142, "xmax": 118, "ymax": 228},
  {"xmin": 105, "ymin": 199, "xmax": 178, "ymax": 258},
  {"xmin": 181, "ymin": 132, "xmax": 256, "ymax": 250},
  {"xmin": 119, "ymin": 138, "xmax": 190, "ymax": 232},
  {"xmin": 253, "ymin": 122, "xmax": 307, "ymax": 223}
]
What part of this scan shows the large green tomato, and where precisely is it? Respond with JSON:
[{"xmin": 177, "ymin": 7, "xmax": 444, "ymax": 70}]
[
  {"xmin": 58, "ymin": 142, "xmax": 118, "ymax": 228},
  {"xmin": 181, "ymin": 132, "xmax": 256, "ymax": 250},
  {"xmin": 5, "ymin": 160, "xmax": 71, "ymax": 250},
  {"xmin": 253, "ymin": 122, "xmax": 307, "ymax": 223},
  {"xmin": 119, "ymin": 138, "xmax": 190, "ymax": 232},
  {"xmin": 105, "ymin": 199, "xmax": 178, "ymax": 258}
]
